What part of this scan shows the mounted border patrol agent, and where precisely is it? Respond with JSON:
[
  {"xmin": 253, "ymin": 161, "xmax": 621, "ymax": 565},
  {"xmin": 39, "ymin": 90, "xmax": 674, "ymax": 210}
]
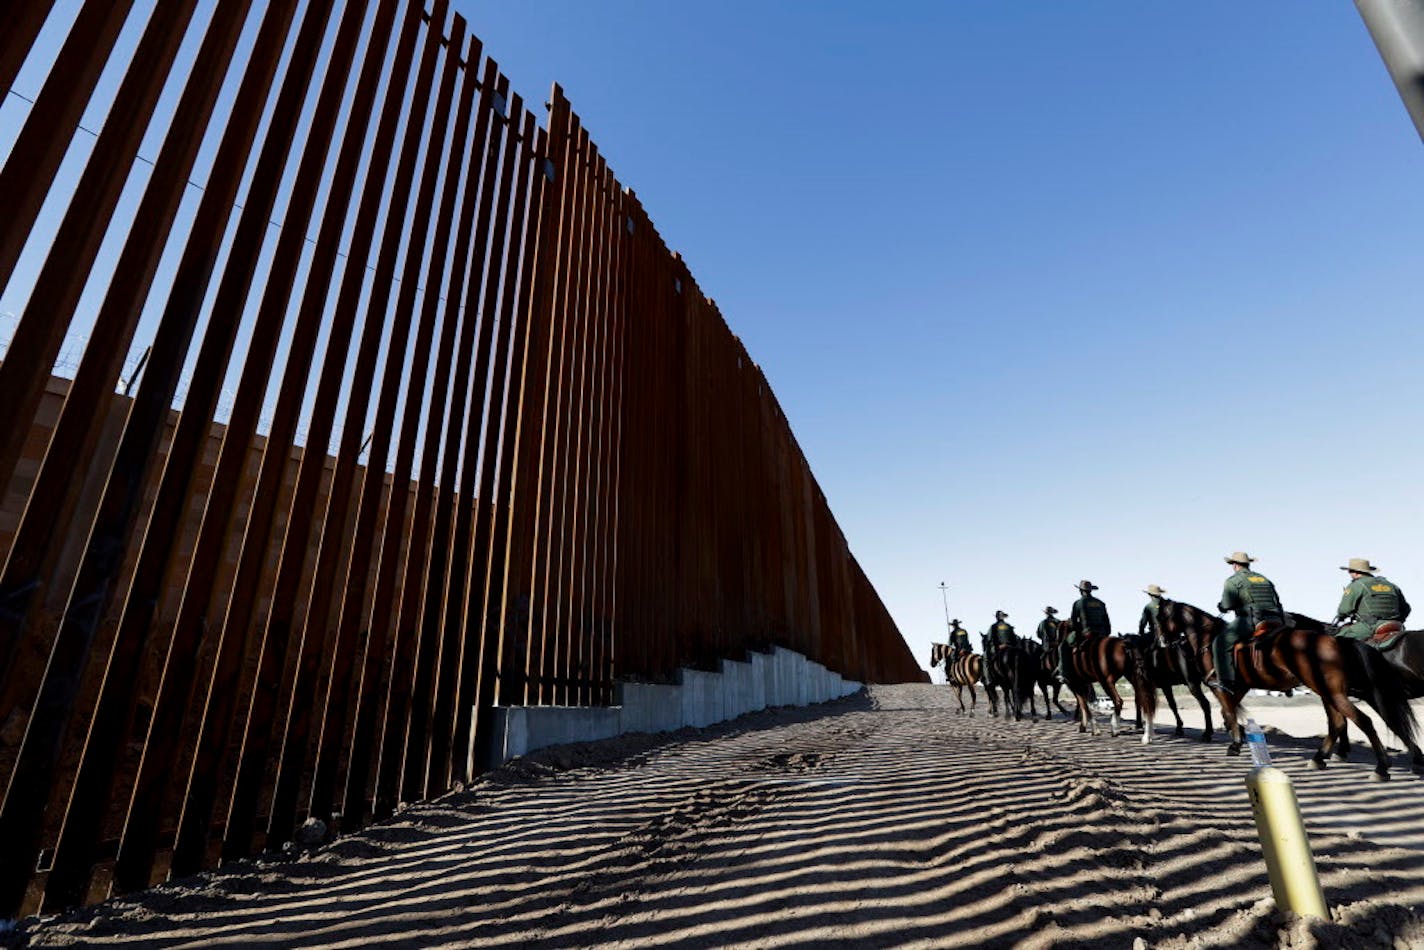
[
  {"xmin": 1036, "ymin": 606, "xmax": 1059, "ymax": 647},
  {"xmin": 1211, "ymin": 552, "xmax": 1285, "ymax": 691},
  {"xmin": 949, "ymin": 618, "xmax": 972, "ymax": 657},
  {"xmin": 987, "ymin": 611, "xmax": 1017, "ymax": 651},
  {"xmin": 1335, "ymin": 558, "xmax": 1410, "ymax": 645},
  {"xmin": 1139, "ymin": 584, "xmax": 1168, "ymax": 645},
  {"xmin": 1059, "ymin": 580, "xmax": 1110, "ymax": 681}
]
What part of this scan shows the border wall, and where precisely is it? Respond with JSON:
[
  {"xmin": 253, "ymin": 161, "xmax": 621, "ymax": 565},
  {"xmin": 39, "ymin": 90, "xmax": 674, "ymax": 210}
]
[{"xmin": 0, "ymin": 0, "xmax": 923, "ymax": 916}]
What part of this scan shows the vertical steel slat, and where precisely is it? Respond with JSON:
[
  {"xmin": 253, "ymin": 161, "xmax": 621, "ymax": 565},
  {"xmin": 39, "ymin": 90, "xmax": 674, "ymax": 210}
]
[
  {"xmin": 474, "ymin": 121, "xmax": 549, "ymax": 735},
  {"xmin": 213, "ymin": 0, "xmax": 452, "ymax": 864},
  {"xmin": 511, "ymin": 90, "xmax": 575, "ymax": 705},
  {"xmin": 348, "ymin": 51, "xmax": 496, "ymax": 823},
  {"xmin": 0, "ymin": 0, "xmax": 199, "ymax": 496},
  {"xmin": 537, "ymin": 123, "xmax": 593, "ymax": 705},
  {"xmin": 242, "ymin": 5, "xmax": 466, "ymax": 851},
  {"xmin": 309, "ymin": 52, "xmax": 496, "ymax": 825},
  {"xmin": 424, "ymin": 101, "xmax": 532, "ymax": 793},
  {"xmin": 0, "ymin": 0, "xmax": 135, "ymax": 289},
  {"xmin": 395, "ymin": 70, "xmax": 511, "ymax": 802},
  {"xmin": 417, "ymin": 86, "xmax": 520, "ymax": 794},
  {"xmin": 163, "ymin": 0, "xmax": 427, "ymax": 879},
  {"xmin": 0, "ymin": 0, "xmax": 255, "ymax": 705},
  {"xmin": 388, "ymin": 69, "xmax": 513, "ymax": 806},
  {"xmin": 367, "ymin": 63, "xmax": 504, "ymax": 802},
  {"xmin": 562, "ymin": 153, "xmax": 606, "ymax": 705},
  {"xmin": 35, "ymin": 0, "xmax": 343, "ymax": 911},
  {"xmin": 109, "ymin": 0, "xmax": 405, "ymax": 896},
  {"xmin": 446, "ymin": 100, "xmax": 532, "ymax": 781},
  {"xmin": 542, "ymin": 118, "xmax": 594, "ymax": 705},
  {"xmin": 298, "ymin": 33, "xmax": 475, "ymax": 823},
  {"xmin": 0, "ymin": 0, "xmax": 304, "ymax": 919},
  {"xmin": 603, "ymin": 188, "xmax": 631, "ymax": 688},
  {"xmin": 581, "ymin": 169, "xmax": 615, "ymax": 705},
  {"xmin": 0, "ymin": 0, "xmax": 57, "ymax": 99},
  {"xmin": 526, "ymin": 120, "xmax": 581, "ymax": 705}
]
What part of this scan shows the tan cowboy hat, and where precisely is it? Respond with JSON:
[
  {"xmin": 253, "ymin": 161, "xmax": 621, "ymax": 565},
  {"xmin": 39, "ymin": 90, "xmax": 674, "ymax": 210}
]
[
  {"xmin": 1224, "ymin": 551, "xmax": 1255, "ymax": 566},
  {"xmin": 1044, "ymin": 605, "xmax": 1058, "ymax": 615},
  {"xmin": 1340, "ymin": 558, "xmax": 1378, "ymax": 575},
  {"xmin": 1144, "ymin": 584, "xmax": 1166, "ymax": 597},
  {"xmin": 1076, "ymin": 580, "xmax": 1098, "ymax": 592}
]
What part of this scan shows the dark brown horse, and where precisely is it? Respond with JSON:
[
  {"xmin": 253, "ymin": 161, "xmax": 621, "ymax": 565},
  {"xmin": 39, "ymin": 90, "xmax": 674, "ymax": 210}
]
[
  {"xmin": 1126, "ymin": 599, "xmax": 1215, "ymax": 741},
  {"xmin": 1026, "ymin": 632, "xmax": 1071, "ymax": 720},
  {"xmin": 1160, "ymin": 601, "xmax": 1418, "ymax": 779},
  {"xmin": 1286, "ymin": 613, "xmax": 1424, "ymax": 770},
  {"xmin": 1057, "ymin": 621, "xmax": 1154, "ymax": 741}
]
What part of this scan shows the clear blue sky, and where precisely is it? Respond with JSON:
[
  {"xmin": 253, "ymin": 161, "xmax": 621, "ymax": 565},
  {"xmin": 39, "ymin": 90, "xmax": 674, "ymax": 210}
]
[
  {"xmin": 4, "ymin": 2, "xmax": 1422, "ymax": 678},
  {"xmin": 462, "ymin": 1, "xmax": 1424, "ymax": 674}
]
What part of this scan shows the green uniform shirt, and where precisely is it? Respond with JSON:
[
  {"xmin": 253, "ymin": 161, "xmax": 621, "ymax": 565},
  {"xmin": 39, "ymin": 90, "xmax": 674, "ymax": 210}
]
[
  {"xmin": 1218, "ymin": 570, "xmax": 1283, "ymax": 623},
  {"xmin": 950, "ymin": 627, "xmax": 972, "ymax": 653},
  {"xmin": 1069, "ymin": 595, "xmax": 1111, "ymax": 643},
  {"xmin": 1036, "ymin": 617, "xmax": 1058, "ymax": 644},
  {"xmin": 1337, "ymin": 575, "xmax": 1410, "ymax": 626},
  {"xmin": 1138, "ymin": 598, "xmax": 1163, "ymax": 638},
  {"xmin": 988, "ymin": 620, "xmax": 1017, "ymax": 648}
]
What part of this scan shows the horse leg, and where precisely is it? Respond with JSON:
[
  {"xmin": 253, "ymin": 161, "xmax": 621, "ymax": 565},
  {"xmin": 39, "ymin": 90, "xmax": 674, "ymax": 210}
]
[
  {"xmin": 1218, "ymin": 691, "xmax": 1244, "ymax": 755},
  {"xmin": 1312, "ymin": 700, "xmax": 1346, "ymax": 771},
  {"xmin": 1140, "ymin": 680, "xmax": 1158, "ymax": 747},
  {"xmin": 1162, "ymin": 683, "xmax": 1184, "ymax": 737},
  {"xmin": 1106, "ymin": 677, "xmax": 1124, "ymax": 737},
  {"xmin": 1053, "ymin": 684, "xmax": 1070, "ymax": 717},
  {"xmin": 1330, "ymin": 692, "xmax": 1392, "ymax": 780},
  {"xmin": 1335, "ymin": 722, "xmax": 1351, "ymax": 761},
  {"xmin": 1188, "ymin": 680, "xmax": 1214, "ymax": 742}
]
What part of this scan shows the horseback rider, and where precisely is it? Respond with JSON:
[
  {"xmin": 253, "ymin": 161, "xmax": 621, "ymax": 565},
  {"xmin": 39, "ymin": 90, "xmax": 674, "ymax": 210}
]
[
  {"xmin": 1211, "ymin": 551, "xmax": 1285, "ymax": 691},
  {"xmin": 1036, "ymin": 606, "xmax": 1059, "ymax": 647},
  {"xmin": 1139, "ymin": 584, "xmax": 1168, "ymax": 645},
  {"xmin": 1059, "ymin": 580, "xmax": 1111, "ymax": 681},
  {"xmin": 1335, "ymin": 558, "xmax": 1410, "ymax": 643},
  {"xmin": 949, "ymin": 618, "xmax": 973, "ymax": 657},
  {"xmin": 987, "ymin": 611, "xmax": 1017, "ymax": 651}
]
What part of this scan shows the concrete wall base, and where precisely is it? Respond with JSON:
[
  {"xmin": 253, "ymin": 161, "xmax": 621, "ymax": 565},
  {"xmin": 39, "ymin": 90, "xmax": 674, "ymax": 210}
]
[{"xmin": 487, "ymin": 647, "xmax": 862, "ymax": 768}]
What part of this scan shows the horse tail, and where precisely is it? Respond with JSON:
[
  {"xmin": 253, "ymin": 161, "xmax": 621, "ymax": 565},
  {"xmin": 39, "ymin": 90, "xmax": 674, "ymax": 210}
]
[{"xmin": 1350, "ymin": 639, "xmax": 1419, "ymax": 748}]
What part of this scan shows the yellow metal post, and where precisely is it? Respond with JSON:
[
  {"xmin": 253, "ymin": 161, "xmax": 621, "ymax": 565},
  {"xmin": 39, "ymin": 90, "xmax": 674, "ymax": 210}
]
[{"xmin": 1245, "ymin": 766, "xmax": 1328, "ymax": 918}]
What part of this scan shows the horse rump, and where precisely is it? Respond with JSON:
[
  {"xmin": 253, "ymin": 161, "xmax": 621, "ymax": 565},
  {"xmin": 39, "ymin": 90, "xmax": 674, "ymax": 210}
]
[{"xmin": 1346, "ymin": 638, "xmax": 1419, "ymax": 749}]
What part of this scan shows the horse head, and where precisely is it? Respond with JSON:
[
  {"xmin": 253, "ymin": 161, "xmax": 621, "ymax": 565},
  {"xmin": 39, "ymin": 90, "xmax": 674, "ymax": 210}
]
[{"xmin": 1163, "ymin": 600, "xmax": 1220, "ymax": 657}]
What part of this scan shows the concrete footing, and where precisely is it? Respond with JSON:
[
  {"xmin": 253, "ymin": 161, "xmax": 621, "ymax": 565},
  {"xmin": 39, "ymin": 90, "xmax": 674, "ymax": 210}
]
[{"xmin": 488, "ymin": 647, "xmax": 862, "ymax": 767}]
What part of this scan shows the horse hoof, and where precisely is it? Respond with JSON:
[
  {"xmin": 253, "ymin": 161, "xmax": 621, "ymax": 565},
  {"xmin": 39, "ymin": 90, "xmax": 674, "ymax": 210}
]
[
  {"xmin": 1227, "ymin": 743, "xmax": 1242, "ymax": 756},
  {"xmin": 1373, "ymin": 769, "xmax": 1391, "ymax": 783},
  {"xmin": 1309, "ymin": 757, "xmax": 1327, "ymax": 770},
  {"xmin": 1175, "ymin": 727, "xmax": 1185, "ymax": 738}
]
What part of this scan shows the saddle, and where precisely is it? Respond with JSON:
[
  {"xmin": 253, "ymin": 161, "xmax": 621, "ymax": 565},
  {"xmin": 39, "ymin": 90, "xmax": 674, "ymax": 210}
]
[
  {"xmin": 1251, "ymin": 618, "xmax": 1287, "ymax": 639},
  {"xmin": 1368, "ymin": 621, "xmax": 1407, "ymax": 651}
]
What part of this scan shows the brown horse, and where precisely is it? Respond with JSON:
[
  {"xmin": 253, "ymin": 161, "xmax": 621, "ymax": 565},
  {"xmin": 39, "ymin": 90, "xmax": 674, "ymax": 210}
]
[
  {"xmin": 947, "ymin": 651, "xmax": 985, "ymax": 715},
  {"xmin": 1126, "ymin": 600, "xmax": 1216, "ymax": 741},
  {"xmin": 1057, "ymin": 621, "xmax": 1154, "ymax": 742},
  {"xmin": 932, "ymin": 642, "xmax": 984, "ymax": 715},
  {"xmin": 1160, "ymin": 601, "xmax": 1417, "ymax": 779},
  {"xmin": 1025, "ymin": 634, "xmax": 1071, "ymax": 720},
  {"xmin": 1286, "ymin": 613, "xmax": 1424, "ymax": 770}
]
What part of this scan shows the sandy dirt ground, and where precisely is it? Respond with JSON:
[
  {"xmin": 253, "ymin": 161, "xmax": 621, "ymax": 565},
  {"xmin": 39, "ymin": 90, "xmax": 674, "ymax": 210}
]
[{"xmin": 8, "ymin": 684, "xmax": 1424, "ymax": 949}]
